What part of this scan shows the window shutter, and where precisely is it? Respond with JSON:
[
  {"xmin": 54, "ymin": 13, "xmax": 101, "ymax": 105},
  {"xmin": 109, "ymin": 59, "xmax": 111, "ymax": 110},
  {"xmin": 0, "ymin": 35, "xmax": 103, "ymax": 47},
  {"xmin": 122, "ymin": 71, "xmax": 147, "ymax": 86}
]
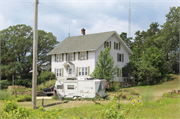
[
  {"xmin": 119, "ymin": 43, "xmax": 121, "ymax": 50},
  {"xmin": 62, "ymin": 53, "xmax": 64, "ymax": 61},
  {"xmin": 74, "ymin": 52, "xmax": 75, "ymax": 61},
  {"xmin": 62, "ymin": 68, "xmax": 64, "ymax": 77},
  {"xmin": 55, "ymin": 54, "xmax": 56, "ymax": 62},
  {"xmin": 117, "ymin": 53, "xmax": 119, "ymax": 62},
  {"xmin": 88, "ymin": 66, "xmax": 90, "ymax": 76},
  {"xmin": 66, "ymin": 53, "xmax": 67, "ymax": 61},
  {"xmin": 120, "ymin": 54, "xmax": 121, "ymax": 62},
  {"xmin": 122, "ymin": 53, "xmax": 124, "ymax": 62},
  {"xmin": 78, "ymin": 52, "xmax": 80, "ymax": 60},
  {"xmin": 117, "ymin": 68, "xmax": 119, "ymax": 77},
  {"xmin": 110, "ymin": 41, "xmax": 111, "ymax": 48},
  {"xmin": 54, "ymin": 68, "xmax": 56, "ymax": 76},
  {"xmin": 86, "ymin": 51, "xmax": 88, "ymax": 60},
  {"xmin": 114, "ymin": 42, "xmax": 115, "ymax": 49},
  {"xmin": 104, "ymin": 42, "xmax": 106, "ymax": 48},
  {"xmin": 76, "ymin": 67, "xmax": 78, "ymax": 76}
]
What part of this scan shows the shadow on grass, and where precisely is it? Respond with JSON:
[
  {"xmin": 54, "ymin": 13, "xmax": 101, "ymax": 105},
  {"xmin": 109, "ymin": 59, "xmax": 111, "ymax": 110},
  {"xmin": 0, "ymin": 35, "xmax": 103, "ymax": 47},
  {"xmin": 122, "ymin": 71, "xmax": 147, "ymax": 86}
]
[{"xmin": 36, "ymin": 101, "xmax": 69, "ymax": 109}]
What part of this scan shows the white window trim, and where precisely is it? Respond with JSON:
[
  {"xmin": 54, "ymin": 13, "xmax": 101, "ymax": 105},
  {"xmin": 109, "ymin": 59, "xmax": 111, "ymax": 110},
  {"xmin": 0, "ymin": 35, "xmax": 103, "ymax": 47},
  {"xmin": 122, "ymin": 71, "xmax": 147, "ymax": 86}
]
[
  {"xmin": 80, "ymin": 52, "xmax": 87, "ymax": 60},
  {"xmin": 68, "ymin": 53, "xmax": 74, "ymax": 61},
  {"xmin": 78, "ymin": 67, "xmax": 88, "ymax": 76},
  {"xmin": 56, "ymin": 54, "xmax": 62, "ymax": 62},
  {"xmin": 56, "ymin": 68, "xmax": 62, "ymax": 77}
]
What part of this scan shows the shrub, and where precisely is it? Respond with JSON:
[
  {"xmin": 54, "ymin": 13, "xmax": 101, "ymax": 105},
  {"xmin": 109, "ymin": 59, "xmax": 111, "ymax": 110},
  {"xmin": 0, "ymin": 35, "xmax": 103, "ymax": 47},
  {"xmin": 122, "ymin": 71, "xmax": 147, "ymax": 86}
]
[
  {"xmin": 130, "ymin": 89, "xmax": 139, "ymax": 95},
  {"xmin": 108, "ymin": 86, "xmax": 115, "ymax": 91},
  {"xmin": 15, "ymin": 78, "xmax": 32, "ymax": 87},
  {"xmin": 0, "ymin": 90, "xmax": 13, "ymax": 100},
  {"xmin": 1, "ymin": 100, "xmax": 18, "ymax": 113},
  {"xmin": 37, "ymin": 79, "xmax": 56, "ymax": 91},
  {"xmin": 0, "ymin": 80, "xmax": 10, "ymax": 89},
  {"xmin": 37, "ymin": 71, "xmax": 56, "ymax": 85}
]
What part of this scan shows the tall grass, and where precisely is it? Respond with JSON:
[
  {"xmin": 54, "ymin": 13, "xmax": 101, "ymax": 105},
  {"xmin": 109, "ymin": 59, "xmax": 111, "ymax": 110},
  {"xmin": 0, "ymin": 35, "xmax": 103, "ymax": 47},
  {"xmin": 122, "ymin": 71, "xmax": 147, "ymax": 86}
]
[{"xmin": 0, "ymin": 90, "xmax": 31, "ymax": 101}]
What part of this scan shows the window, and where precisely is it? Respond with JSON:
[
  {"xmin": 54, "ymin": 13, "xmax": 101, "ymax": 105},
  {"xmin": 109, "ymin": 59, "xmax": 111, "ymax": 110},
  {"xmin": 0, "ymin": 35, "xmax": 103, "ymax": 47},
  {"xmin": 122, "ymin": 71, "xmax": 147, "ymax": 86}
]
[
  {"xmin": 85, "ymin": 67, "xmax": 88, "ymax": 75},
  {"xmin": 117, "ymin": 53, "xmax": 121, "ymax": 62},
  {"xmin": 80, "ymin": 52, "xmax": 86, "ymax": 60},
  {"xmin": 104, "ymin": 41, "xmax": 111, "ymax": 48},
  {"xmin": 67, "ymin": 53, "xmax": 74, "ymax": 61},
  {"xmin": 79, "ymin": 67, "xmax": 88, "ymax": 76},
  {"xmin": 57, "ymin": 85, "xmax": 63, "ymax": 89},
  {"xmin": 116, "ymin": 43, "xmax": 118, "ymax": 49},
  {"xmin": 56, "ymin": 54, "xmax": 62, "ymax": 62},
  {"xmin": 56, "ymin": 68, "xmax": 62, "ymax": 76},
  {"xmin": 69, "ymin": 68, "xmax": 72, "ymax": 74},
  {"xmin": 67, "ymin": 85, "xmax": 74, "ymax": 90}
]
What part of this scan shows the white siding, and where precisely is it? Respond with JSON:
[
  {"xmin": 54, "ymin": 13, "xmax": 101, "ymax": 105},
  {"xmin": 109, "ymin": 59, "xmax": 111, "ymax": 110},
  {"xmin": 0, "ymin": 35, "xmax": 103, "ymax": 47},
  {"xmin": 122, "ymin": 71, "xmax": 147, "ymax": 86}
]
[
  {"xmin": 95, "ymin": 34, "xmax": 130, "ymax": 82},
  {"xmin": 51, "ymin": 51, "xmax": 95, "ymax": 80}
]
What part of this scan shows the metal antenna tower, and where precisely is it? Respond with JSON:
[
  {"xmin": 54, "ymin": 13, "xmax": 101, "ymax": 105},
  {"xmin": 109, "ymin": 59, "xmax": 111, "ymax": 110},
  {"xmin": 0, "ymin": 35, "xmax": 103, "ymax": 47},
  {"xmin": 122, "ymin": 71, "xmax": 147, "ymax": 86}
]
[{"xmin": 128, "ymin": 0, "xmax": 131, "ymax": 47}]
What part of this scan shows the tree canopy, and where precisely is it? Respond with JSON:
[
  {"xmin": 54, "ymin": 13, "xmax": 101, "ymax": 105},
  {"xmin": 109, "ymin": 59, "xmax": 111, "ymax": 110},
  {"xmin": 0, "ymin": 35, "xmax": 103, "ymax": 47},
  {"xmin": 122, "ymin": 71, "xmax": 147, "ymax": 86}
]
[{"xmin": 1, "ymin": 24, "xmax": 59, "ymax": 80}]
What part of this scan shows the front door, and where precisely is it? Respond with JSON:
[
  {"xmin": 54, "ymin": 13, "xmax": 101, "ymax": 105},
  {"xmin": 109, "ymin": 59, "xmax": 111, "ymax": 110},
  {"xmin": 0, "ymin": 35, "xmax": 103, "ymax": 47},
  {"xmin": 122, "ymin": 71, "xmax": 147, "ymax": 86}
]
[{"xmin": 68, "ymin": 68, "xmax": 72, "ymax": 76}]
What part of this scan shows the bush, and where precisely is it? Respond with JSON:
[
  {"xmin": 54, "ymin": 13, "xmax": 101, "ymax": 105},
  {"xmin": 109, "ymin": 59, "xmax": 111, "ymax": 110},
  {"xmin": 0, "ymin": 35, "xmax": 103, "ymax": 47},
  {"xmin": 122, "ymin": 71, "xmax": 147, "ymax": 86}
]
[
  {"xmin": 108, "ymin": 86, "xmax": 115, "ymax": 91},
  {"xmin": 15, "ymin": 78, "xmax": 32, "ymax": 87},
  {"xmin": 37, "ymin": 71, "xmax": 56, "ymax": 85},
  {"xmin": 130, "ymin": 89, "xmax": 139, "ymax": 95},
  {"xmin": 0, "ymin": 90, "xmax": 13, "ymax": 100},
  {"xmin": 37, "ymin": 79, "xmax": 56, "ymax": 91},
  {"xmin": 0, "ymin": 100, "xmax": 64, "ymax": 118},
  {"xmin": 0, "ymin": 80, "xmax": 10, "ymax": 89}
]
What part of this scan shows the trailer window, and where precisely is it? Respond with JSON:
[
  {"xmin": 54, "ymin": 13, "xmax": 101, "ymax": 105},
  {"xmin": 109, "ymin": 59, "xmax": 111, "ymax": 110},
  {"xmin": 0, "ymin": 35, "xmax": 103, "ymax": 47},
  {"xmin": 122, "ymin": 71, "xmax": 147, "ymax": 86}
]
[
  {"xmin": 57, "ymin": 85, "xmax": 63, "ymax": 89},
  {"xmin": 67, "ymin": 85, "xmax": 74, "ymax": 90}
]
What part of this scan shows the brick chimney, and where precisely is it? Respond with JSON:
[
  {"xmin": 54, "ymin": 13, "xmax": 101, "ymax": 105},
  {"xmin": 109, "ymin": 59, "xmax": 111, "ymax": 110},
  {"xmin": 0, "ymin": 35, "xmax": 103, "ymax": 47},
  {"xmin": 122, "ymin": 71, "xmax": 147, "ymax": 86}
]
[{"xmin": 81, "ymin": 28, "xmax": 85, "ymax": 35}]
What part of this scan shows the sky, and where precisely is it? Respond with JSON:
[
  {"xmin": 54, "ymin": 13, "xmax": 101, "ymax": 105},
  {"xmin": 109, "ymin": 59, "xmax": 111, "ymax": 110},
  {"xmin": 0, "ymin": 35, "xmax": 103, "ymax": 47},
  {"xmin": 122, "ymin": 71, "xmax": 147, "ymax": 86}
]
[{"xmin": 0, "ymin": 0, "xmax": 179, "ymax": 43}]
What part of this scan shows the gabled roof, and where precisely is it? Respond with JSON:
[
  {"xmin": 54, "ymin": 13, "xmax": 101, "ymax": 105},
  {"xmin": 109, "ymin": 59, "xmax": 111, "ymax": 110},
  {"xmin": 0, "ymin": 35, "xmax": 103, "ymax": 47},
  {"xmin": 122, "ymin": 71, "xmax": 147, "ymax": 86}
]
[{"xmin": 48, "ymin": 31, "xmax": 133, "ymax": 55}]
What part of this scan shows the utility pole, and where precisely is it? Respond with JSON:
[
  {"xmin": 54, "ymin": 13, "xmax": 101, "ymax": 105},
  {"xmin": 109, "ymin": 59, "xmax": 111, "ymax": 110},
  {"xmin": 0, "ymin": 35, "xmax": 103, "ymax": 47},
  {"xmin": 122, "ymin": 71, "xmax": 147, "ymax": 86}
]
[{"xmin": 32, "ymin": 0, "xmax": 38, "ymax": 109}]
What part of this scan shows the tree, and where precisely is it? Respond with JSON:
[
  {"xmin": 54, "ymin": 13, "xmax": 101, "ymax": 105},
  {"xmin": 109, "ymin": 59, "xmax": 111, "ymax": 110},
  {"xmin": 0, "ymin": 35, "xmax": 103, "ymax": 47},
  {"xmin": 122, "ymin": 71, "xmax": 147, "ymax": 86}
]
[
  {"xmin": 154, "ymin": 6, "xmax": 179, "ymax": 73},
  {"xmin": 90, "ymin": 47, "xmax": 118, "ymax": 83},
  {"xmin": 1, "ymin": 24, "xmax": 59, "ymax": 80},
  {"xmin": 119, "ymin": 32, "xmax": 132, "ymax": 49}
]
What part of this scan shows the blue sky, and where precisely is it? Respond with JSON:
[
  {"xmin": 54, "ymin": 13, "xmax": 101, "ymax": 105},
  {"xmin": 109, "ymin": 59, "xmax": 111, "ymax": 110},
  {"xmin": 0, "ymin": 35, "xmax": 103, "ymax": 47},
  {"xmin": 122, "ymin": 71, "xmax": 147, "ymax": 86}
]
[{"xmin": 0, "ymin": 0, "xmax": 179, "ymax": 42}]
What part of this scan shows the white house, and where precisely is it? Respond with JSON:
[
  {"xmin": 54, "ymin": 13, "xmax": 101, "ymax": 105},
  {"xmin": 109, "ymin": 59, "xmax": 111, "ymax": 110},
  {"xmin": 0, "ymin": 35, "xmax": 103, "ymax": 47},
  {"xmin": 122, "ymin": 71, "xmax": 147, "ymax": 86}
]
[{"xmin": 48, "ymin": 29, "xmax": 133, "ymax": 82}]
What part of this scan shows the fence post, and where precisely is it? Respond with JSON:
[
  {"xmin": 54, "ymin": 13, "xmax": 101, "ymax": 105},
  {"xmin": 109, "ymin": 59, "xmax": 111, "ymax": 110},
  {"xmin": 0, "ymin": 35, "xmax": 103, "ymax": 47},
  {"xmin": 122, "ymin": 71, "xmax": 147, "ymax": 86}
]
[
  {"xmin": 138, "ymin": 94, "xmax": 139, "ymax": 102},
  {"xmin": 42, "ymin": 98, "xmax": 44, "ymax": 107},
  {"xmin": 171, "ymin": 92, "xmax": 172, "ymax": 98}
]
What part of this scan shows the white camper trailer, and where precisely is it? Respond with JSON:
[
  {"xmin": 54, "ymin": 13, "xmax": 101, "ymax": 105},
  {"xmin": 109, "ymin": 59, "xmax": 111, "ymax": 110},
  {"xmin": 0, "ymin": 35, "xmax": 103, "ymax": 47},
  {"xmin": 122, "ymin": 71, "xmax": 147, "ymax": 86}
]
[{"xmin": 54, "ymin": 79, "xmax": 107, "ymax": 99}]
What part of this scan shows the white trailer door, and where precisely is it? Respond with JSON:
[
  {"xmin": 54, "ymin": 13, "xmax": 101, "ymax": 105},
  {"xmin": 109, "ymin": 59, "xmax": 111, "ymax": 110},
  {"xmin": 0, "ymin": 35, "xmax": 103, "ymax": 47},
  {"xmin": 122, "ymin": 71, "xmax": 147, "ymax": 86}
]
[{"xmin": 64, "ymin": 82, "xmax": 78, "ymax": 98}]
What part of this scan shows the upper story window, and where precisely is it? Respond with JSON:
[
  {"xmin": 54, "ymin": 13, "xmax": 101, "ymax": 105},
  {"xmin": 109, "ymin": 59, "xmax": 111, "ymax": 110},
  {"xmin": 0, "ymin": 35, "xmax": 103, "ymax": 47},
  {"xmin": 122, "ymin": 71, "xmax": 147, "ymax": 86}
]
[
  {"xmin": 104, "ymin": 41, "xmax": 111, "ymax": 48},
  {"xmin": 56, "ymin": 54, "xmax": 62, "ymax": 62},
  {"xmin": 67, "ymin": 53, "xmax": 74, "ymax": 61},
  {"xmin": 117, "ymin": 53, "xmax": 124, "ymax": 62},
  {"xmin": 78, "ymin": 51, "xmax": 88, "ymax": 60},
  {"xmin": 80, "ymin": 52, "xmax": 86, "ymax": 60},
  {"xmin": 114, "ymin": 42, "xmax": 121, "ymax": 50}
]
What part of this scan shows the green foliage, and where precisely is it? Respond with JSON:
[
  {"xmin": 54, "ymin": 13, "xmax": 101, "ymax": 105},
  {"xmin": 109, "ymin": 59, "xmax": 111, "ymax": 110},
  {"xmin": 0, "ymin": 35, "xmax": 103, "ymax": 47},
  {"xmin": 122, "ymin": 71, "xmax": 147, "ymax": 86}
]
[
  {"xmin": 1, "ymin": 24, "xmax": 59, "ymax": 81},
  {"xmin": 101, "ymin": 95, "xmax": 125, "ymax": 118},
  {"xmin": 90, "ymin": 47, "xmax": 118, "ymax": 83},
  {"xmin": 37, "ymin": 70, "xmax": 56, "ymax": 85},
  {"xmin": 15, "ymin": 78, "xmax": 32, "ymax": 87},
  {"xmin": 37, "ymin": 79, "xmax": 56, "ymax": 91},
  {"xmin": 162, "ymin": 92, "xmax": 179, "ymax": 98},
  {"xmin": 0, "ymin": 90, "xmax": 12, "ymax": 100},
  {"xmin": 0, "ymin": 100, "xmax": 64, "ymax": 118},
  {"xmin": 130, "ymin": 89, "xmax": 139, "ymax": 95},
  {"xmin": 0, "ymin": 80, "xmax": 10, "ymax": 89}
]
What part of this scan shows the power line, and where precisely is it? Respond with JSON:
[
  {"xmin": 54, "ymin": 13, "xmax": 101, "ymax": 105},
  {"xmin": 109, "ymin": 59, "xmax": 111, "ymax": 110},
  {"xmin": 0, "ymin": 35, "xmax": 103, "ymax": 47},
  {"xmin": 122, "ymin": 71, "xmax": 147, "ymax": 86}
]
[{"xmin": 39, "ymin": 2, "xmax": 123, "ymax": 31}]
